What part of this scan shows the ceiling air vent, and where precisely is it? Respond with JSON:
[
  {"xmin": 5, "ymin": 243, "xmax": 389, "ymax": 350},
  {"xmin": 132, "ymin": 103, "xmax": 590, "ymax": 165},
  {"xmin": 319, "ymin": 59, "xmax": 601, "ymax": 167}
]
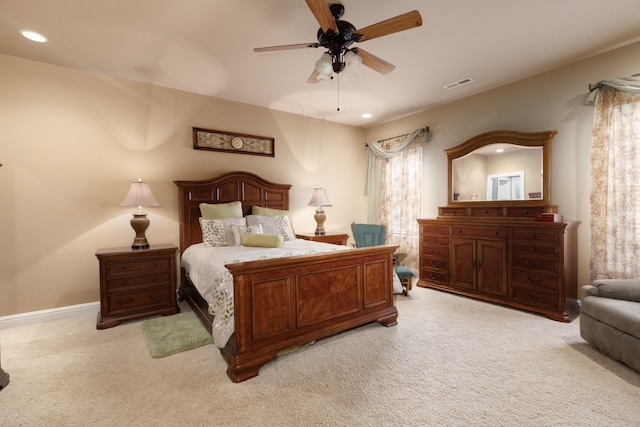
[{"xmin": 444, "ymin": 77, "xmax": 475, "ymax": 90}]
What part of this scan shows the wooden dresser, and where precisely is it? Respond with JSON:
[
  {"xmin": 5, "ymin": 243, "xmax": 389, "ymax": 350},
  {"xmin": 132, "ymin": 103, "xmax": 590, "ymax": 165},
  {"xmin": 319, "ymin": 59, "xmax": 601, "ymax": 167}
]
[
  {"xmin": 96, "ymin": 244, "xmax": 179, "ymax": 329},
  {"xmin": 418, "ymin": 216, "xmax": 579, "ymax": 322},
  {"xmin": 420, "ymin": 129, "xmax": 580, "ymax": 322}
]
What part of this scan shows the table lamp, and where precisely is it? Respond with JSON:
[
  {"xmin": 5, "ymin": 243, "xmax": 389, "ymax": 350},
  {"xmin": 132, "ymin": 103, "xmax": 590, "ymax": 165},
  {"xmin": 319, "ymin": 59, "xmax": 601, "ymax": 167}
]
[
  {"xmin": 120, "ymin": 179, "xmax": 160, "ymax": 250},
  {"xmin": 307, "ymin": 187, "xmax": 332, "ymax": 236}
]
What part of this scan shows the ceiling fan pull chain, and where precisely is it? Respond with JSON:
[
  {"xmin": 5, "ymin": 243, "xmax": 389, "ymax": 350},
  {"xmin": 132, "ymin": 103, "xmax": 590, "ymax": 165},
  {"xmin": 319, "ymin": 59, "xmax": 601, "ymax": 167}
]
[{"xmin": 337, "ymin": 76, "xmax": 340, "ymax": 112}]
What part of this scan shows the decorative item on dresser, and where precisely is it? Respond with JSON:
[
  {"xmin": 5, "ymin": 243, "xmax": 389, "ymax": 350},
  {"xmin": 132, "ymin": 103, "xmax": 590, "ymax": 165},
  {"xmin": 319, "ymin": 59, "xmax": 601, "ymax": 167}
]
[
  {"xmin": 418, "ymin": 130, "xmax": 580, "ymax": 322},
  {"xmin": 296, "ymin": 233, "xmax": 348, "ymax": 246},
  {"xmin": 96, "ymin": 244, "xmax": 179, "ymax": 329}
]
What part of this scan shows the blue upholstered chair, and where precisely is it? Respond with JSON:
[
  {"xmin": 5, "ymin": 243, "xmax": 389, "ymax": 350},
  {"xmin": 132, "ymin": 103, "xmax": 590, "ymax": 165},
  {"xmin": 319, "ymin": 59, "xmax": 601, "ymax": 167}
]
[{"xmin": 351, "ymin": 223, "xmax": 414, "ymax": 295}]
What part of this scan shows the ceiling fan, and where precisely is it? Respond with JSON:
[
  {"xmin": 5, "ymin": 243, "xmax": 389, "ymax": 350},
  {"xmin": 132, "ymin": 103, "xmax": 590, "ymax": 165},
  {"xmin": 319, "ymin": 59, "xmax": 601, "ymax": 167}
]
[{"xmin": 254, "ymin": 0, "xmax": 423, "ymax": 84}]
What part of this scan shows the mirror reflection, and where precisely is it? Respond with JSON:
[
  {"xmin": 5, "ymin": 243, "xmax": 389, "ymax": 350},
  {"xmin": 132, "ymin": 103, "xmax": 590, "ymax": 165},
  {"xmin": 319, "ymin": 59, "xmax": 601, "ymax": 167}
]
[{"xmin": 452, "ymin": 144, "xmax": 542, "ymax": 202}]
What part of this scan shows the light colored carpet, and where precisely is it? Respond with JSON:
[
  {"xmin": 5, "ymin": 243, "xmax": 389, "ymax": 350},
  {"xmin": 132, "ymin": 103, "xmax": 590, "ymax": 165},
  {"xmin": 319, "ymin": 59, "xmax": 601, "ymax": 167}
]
[
  {"xmin": 1, "ymin": 287, "xmax": 639, "ymax": 426},
  {"xmin": 141, "ymin": 311, "xmax": 213, "ymax": 358}
]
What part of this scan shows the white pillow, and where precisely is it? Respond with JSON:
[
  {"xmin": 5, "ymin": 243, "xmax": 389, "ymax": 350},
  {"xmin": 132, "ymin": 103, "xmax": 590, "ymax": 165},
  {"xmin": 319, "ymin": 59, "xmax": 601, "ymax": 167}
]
[
  {"xmin": 199, "ymin": 218, "xmax": 226, "ymax": 247},
  {"xmin": 222, "ymin": 217, "xmax": 246, "ymax": 245},
  {"xmin": 246, "ymin": 215, "xmax": 295, "ymax": 241},
  {"xmin": 231, "ymin": 223, "xmax": 263, "ymax": 246}
]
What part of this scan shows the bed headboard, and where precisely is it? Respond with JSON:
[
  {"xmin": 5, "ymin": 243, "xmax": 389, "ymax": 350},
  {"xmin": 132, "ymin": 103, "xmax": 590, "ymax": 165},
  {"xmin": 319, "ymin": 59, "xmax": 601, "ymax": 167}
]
[{"xmin": 174, "ymin": 171, "xmax": 291, "ymax": 254}]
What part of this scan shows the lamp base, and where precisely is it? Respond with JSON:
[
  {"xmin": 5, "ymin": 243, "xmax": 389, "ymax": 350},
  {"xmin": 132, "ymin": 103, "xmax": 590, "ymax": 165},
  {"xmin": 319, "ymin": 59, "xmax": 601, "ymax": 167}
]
[
  {"xmin": 314, "ymin": 208, "xmax": 326, "ymax": 236},
  {"xmin": 130, "ymin": 212, "xmax": 150, "ymax": 250}
]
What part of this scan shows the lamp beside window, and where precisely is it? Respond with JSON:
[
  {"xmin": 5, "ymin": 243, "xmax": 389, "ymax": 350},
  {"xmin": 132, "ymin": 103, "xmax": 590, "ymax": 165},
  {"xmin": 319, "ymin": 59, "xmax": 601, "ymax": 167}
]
[
  {"xmin": 120, "ymin": 179, "xmax": 160, "ymax": 250},
  {"xmin": 307, "ymin": 188, "xmax": 332, "ymax": 236}
]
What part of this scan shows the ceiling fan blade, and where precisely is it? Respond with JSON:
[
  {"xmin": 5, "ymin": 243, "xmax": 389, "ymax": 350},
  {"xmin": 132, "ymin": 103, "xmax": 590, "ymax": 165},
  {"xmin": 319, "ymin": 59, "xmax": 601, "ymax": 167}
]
[
  {"xmin": 356, "ymin": 10, "xmax": 422, "ymax": 42},
  {"xmin": 305, "ymin": 0, "xmax": 338, "ymax": 34},
  {"xmin": 356, "ymin": 48, "xmax": 396, "ymax": 75},
  {"xmin": 307, "ymin": 69, "xmax": 321, "ymax": 84},
  {"xmin": 254, "ymin": 42, "xmax": 320, "ymax": 53}
]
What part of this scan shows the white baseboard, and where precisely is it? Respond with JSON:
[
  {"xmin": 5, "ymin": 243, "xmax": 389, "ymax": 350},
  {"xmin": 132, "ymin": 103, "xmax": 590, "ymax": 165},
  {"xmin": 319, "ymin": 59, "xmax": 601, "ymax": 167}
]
[{"xmin": 0, "ymin": 301, "xmax": 100, "ymax": 329}]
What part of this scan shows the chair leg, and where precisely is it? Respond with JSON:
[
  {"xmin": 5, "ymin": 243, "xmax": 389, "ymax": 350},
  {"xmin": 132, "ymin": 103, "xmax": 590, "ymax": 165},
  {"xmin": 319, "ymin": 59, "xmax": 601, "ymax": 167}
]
[{"xmin": 399, "ymin": 276, "xmax": 412, "ymax": 295}]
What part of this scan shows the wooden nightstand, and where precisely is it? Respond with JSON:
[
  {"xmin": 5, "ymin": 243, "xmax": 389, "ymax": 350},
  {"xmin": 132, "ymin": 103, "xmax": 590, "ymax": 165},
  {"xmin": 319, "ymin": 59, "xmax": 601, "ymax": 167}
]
[
  {"xmin": 96, "ymin": 244, "xmax": 179, "ymax": 329},
  {"xmin": 296, "ymin": 233, "xmax": 349, "ymax": 246}
]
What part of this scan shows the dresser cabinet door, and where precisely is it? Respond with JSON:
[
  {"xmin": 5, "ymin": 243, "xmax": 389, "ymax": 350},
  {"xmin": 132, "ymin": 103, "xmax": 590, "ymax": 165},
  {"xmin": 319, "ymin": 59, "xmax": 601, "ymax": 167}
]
[{"xmin": 477, "ymin": 240, "xmax": 507, "ymax": 297}]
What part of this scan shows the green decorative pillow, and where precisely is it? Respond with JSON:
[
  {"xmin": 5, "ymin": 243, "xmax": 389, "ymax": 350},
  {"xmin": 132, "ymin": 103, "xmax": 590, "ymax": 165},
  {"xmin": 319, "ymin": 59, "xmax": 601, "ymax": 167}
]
[
  {"xmin": 241, "ymin": 234, "xmax": 284, "ymax": 248},
  {"xmin": 200, "ymin": 201, "xmax": 243, "ymax": 219},
  {"xmin": 252, "ymin": 206, "xmax": 295, "ymax": 233}
]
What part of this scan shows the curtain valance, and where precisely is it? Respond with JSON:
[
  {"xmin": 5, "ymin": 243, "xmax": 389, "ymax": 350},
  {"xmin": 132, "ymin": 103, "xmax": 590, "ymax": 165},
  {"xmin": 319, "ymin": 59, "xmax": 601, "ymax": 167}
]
[{"xmin": 583, "ymin": 76, "xmax": 640, "ymax": 105}]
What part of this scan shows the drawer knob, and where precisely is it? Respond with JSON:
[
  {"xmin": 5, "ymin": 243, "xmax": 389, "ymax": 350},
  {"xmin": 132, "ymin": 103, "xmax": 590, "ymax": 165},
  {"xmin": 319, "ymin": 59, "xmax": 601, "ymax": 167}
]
[
  {"xmin": 153, "ymin": 276, "xmax": 158, "ymax": 282},
  {"xmin": 524, "ymin": 209, "xmax": 529, "ymax": 214},
  {"xmin": 153, "ymin": 262, "xmax": 158, "ymax": 267},
  {"xmin": 121, "ymin": 265, "xmax": 127, "ymax": 270},
  {"xmin": 121, "ymin": 280, "xmax": 127, "ymax": 286}
]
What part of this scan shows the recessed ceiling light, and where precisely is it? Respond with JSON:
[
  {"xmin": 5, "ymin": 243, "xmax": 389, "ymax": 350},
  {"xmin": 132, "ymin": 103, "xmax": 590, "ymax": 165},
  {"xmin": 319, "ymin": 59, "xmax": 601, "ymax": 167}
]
[
  {"xmin": 361, "ymin": 113, "xmax": 372, "ymax": 119},
  {"xmin": 20, "ymin": 30, "xmax": 47, "ymax": 43}
]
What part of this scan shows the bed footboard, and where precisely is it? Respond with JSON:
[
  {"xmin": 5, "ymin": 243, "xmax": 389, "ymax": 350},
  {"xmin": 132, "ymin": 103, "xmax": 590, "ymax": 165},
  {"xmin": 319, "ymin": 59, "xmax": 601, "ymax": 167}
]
[{"xmin": 220, "ymin": 245, "xmax": 399, "ymax": 382}]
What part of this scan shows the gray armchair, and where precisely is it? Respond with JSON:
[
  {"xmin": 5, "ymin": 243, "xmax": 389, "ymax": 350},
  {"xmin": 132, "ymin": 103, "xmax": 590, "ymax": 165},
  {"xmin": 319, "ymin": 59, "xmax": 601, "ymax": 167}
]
[{"xmin": 580, "ymin": 279, "xmax": 640, "ymax": 371}]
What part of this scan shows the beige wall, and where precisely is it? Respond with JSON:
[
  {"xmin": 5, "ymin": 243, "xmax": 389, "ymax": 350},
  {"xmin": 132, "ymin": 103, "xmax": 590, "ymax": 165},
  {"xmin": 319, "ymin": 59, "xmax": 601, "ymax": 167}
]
[
  {"xmin": 0, "ymin": 54, "xmax": 367, "ymax": 316},
  {"xmin": 366, "ymin": 40, "xmax": 640, "ymax": 296}
]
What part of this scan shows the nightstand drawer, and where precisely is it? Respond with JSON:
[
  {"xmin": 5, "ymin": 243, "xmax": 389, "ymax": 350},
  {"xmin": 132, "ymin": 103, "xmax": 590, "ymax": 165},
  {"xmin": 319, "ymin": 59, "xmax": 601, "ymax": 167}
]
[
  {"xmin": 108, "ymin": 287, "xmax": 172, "ymax": 314},
  {"xmin": 105, "ymin": 258, "xmax": 171, "ymax": 276},
  {"xmin": 107, "ymin": 271, "xmax": 172, "ymax": 289}
]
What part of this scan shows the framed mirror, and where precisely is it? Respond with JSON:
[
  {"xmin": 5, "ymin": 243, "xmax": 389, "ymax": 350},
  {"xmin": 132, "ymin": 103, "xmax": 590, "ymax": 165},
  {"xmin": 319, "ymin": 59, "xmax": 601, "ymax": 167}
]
[{"xmin": 446, "ymin": 130, "xmax": 555, "ymax": 206}]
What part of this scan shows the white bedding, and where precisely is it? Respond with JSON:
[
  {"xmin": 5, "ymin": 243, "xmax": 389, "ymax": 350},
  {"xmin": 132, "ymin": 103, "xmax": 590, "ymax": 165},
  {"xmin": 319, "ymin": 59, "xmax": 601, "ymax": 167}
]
[{"xmin": 182, "ymin": 239, "xmax": 403, "ymax": 347}]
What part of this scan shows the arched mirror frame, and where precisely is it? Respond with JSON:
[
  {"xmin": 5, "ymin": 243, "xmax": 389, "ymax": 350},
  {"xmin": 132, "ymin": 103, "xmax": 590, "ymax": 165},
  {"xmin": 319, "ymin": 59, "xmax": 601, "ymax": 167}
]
[{"xmin": 445, "ymin": 130, "xmax": 556, "ymax": 208}]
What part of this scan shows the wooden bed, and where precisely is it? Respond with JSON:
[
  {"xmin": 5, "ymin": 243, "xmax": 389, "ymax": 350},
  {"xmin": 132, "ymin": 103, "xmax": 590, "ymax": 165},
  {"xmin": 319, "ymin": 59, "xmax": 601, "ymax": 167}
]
[{"xmin": 174, "ymin": 171, "xmax": 399, "ymax": 382}]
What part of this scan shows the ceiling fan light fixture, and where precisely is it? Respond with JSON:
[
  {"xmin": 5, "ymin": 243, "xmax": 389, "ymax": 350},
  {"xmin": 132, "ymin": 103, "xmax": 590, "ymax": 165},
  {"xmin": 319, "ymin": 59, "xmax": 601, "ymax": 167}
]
[
  {"xmin": 316, "ymin": 72, "xmax": 333, "ymax": 82},
  {"xmin": 315, "ymin": 52, "xmax": 333, "ymax": 75}
]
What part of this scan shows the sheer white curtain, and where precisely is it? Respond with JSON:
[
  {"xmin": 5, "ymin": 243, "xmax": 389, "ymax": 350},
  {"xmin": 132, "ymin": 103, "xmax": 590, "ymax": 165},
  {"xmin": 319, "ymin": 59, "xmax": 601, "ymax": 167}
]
[
  {"xmin": 366, "ymin": 127, "xmax": 430, "ymax": 269},
  {"xmin": 589, "ymin": 84, "xmax": 640, "ymax": 280}
]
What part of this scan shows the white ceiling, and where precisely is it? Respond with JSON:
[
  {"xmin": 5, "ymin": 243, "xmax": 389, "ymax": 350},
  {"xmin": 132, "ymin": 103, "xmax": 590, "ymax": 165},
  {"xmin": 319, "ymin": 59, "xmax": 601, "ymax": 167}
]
[{"xmin": 2, "ymin": 0, "xmax": 640, "ymax": 128}]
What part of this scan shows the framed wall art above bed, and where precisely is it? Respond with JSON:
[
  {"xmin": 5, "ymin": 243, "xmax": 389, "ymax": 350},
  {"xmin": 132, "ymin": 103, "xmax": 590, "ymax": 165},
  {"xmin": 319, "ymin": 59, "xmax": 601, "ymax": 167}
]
[{"xmin": 193, "ymin": 127, "xmax": 275, "ymax": 157}]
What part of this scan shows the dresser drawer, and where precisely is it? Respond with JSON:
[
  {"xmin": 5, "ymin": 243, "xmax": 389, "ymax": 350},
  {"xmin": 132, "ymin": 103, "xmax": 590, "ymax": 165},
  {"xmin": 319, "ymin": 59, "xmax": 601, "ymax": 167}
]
[
  {"xmin": 105, "ymin": 258, "xmax": 171, "ymax": 276},
  {"xmin": 470, "ymin": 207, "xmax": 503, "ymax": 217},
  {"xmin": 511, "ymin": 242, "xmax": 558, "ymax": 256},
  {"xmin": 512, "ymin": 255, "xmax": 558, "ymax": 275},
  {"xmin": 422, "ymin": 235, "xmax": 449, "ymax": 245},
  {"xmin": 511, "ymin": 285, "xmax": 559, "ymax": 309},
  {"xmin": 421, "ymin": 224, "xmax": 450, "ymax": 235},
  {"xmin": 422, "ymin": 245, "xmax": 449, "ymax": 258},
  {"xmin": 512, "ymin": 271, "xmax": 558, "ymax": 291},
  {"xmin": 452, "ymin": 227, "xmax": 507, "ymax": 240},
  {"xmin": 506, "ymin": 206, "xmax": 546, "ymax": 218},
  {"xmin": 420, "ymin": 270, "xmax": 449, "ymax": 286},
  {"xmin": 107, "ymin": 271, "xmax": 172, "ymax": 289},
  {"xmin": 510, "ymin": 230, "xmax": 559, "ymax": 244},
  {"xmin": 421, "ymin": 256, "xmax": 448, "ymax": 271},
  {"xmin": 108, "ymin": 286, "xmax": 172, "ymax": 314},
  {"xmin": 438, "ymin": 207, "xmax": 468, "ymax": 217}
]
